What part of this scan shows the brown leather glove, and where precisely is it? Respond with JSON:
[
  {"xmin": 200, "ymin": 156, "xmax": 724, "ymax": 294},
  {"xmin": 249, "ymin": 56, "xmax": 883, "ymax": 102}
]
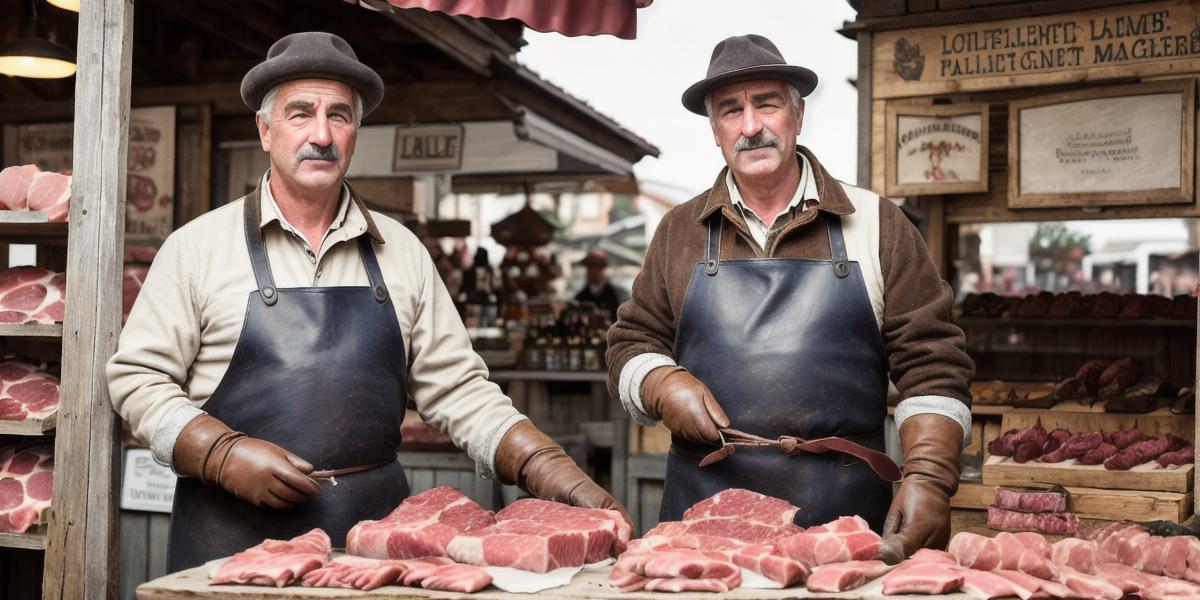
[
  {"xmin": 496, "ymin": 420, "xmax": 633, "ymax": 531},
  {"xmin": 640, "ymin": 366, "xmax": 729, "ymax": 444},
  {"xmin": 173, "ymin": 414, "xmax": 322, "ymax": 510},
  {"xmin": 877, "ymin": 413, "xmax": 962, "ymax": 564}
]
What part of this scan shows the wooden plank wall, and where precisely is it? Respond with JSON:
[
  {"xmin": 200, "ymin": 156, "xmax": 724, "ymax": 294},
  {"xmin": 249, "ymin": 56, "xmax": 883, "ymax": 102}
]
[{"xmin": 118, "ymin": 512, "xmax": 170, "ymax": 600}]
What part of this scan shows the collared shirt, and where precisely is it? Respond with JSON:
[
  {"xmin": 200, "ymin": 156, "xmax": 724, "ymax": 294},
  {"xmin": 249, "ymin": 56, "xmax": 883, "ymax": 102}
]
[
  {"xmin": 726, "ymin": 153, "xmax": 820, "ymax": 251},
  {"xmin": 107, "ymin": 172, "xmax": 526, "ymax": 479}
]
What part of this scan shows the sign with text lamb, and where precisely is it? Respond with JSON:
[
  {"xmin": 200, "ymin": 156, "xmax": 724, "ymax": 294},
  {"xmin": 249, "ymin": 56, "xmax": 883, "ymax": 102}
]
[
  {"xmin": 1008, "ymin": 79, "xmax": 1195, "ymax": 209},
  {"xmin": 872, "ymin": 0, "xmax": 1200, "ymax": 98},
  {"xmin": 393, "ymin": 124, "xmax": 464, "ymax": 172},
  {"xmin": 886, "ymin": 103, "xmax": 988, "ymax": 196}
]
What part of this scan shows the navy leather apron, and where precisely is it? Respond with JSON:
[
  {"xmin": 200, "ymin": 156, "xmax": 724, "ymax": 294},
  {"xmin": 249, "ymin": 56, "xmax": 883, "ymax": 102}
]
[
  {"xmin": 168, "ymin": 190, "xmax": 410, "ymax": 571},
  {"xmin": 660, "ymin": 212, "xmax": 892, "ymax": 531}
]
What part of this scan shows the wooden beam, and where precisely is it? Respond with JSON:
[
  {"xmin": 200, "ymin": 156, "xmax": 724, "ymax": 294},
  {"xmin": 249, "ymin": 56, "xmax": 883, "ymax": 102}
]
[
  {"xmin": 856, "ymin": 31, "xmax": 873, "ymax": 190},
  {"xmin": 42, "ymin": 0, "xmax": 129, "ymax": 599},
  {"xmin": 142, "ymin": 0, "xmax": 276, "ymax": 59},
  {"xmin": 842, "ymin": 0, "xmax": 1148, "ymax": 35},
  {"xmin": 362, "ymin": 0, "xmax": 494, "ymax": 77}
]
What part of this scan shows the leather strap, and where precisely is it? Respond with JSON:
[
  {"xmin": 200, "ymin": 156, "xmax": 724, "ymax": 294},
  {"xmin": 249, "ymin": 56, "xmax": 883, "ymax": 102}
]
[
  {"xmin": 357, "ymin": 235, "xmax": 389, "ymax": 304},
  {"xmin": 704, "ymin": 215, "xmax": 723, "ymax": 276},
  {"xmin": 310, "ymin": 458, "xmax": 395, "ymax": 483},
  {"xmin": 827, "ymin": 215, "xmax": 851, "ymax": 279},
  {"xmin": 243, "ymin": 190, "xmax": 279, "ymax": 306},
  {"xmin": 689, "ymin": 427, "xmax": 902, "ymax": 482}
]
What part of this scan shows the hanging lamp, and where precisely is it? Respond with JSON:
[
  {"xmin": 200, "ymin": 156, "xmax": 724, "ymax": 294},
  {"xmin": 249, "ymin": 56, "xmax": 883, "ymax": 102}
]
[{"xmin": 0, "ymin": 2, "xmax": 77, "ymax": 79}]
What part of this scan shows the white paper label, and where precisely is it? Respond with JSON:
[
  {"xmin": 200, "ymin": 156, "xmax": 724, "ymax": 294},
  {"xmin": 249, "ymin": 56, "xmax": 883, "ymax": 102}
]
[{"xmin": 120, "ymin": 448, "xmax": 177, "ymax": 513}]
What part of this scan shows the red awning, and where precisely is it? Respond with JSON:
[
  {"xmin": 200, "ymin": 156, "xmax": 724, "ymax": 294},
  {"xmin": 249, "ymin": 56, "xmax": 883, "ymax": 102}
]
[{"xmin": 384, "ymin": 0, "xmax": 641, "ymax": 39}]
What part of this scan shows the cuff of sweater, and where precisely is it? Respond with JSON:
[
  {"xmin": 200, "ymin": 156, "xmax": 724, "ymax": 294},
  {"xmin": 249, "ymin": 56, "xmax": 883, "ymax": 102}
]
[
  {"xmin": 475, "ymin": 412, "xmax": 529, "ymax": 481},
  {"xmin": 150, "ymin": 404, "xmax": 206, "ymax": 474},
  {"xmin": 895, "ymin": 395, "xmax": 972, "ymax": 446},
  {"xmin": 619, "ymin": 353, "xmax": 676, "ymax": 427}
]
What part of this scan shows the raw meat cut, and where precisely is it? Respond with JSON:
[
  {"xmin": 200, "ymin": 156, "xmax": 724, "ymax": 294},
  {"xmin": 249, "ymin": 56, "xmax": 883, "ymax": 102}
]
[
  {"xmin": 987, "ymin": 506, "xmax": 1078, "ymax": 535},
  {"xmin": 909, "ymin": 548, "xmax": 958, "ymax": 565},
  {"xmin": 210, "ymin": 528, "xmax": 330, "ymax": 587},
  {"xmin": 122, "ymin": 264, "xmax": 149, "ymax": 324},
  {"xmin": 991, "ymin": 487, "xmax": 1067, "ymax": 513},
  {"xmin": 398, "ymin": 556, "xmax": 456, "ymax": 586},
  {"xmin": 961, "ymin": 569, "xmax": 1035, "ymax": 599},
  {"xmin": 1092, "ymin": 522, "xmax": 1200, "ymax": 583},
  {"xmin": 0, "ymin": 267, "xmax": 65, "ymax": 325},
  {"xmin": 728, "ymin": 544, "xmax": 807, "ymax": 587},
  {"xmin": 446, "ymin": 515, "xmax": 617, "ymax": 572},
  {"xmin": 1074, "ymin": 359, "xmax": 1107, "ymax": 391},
  {"xmin": 1105, "ymin": 434, "xmax": 1189, "ymax": 470},
  {"xmin": 1158, "ymin": 446, "xmax": 1194, "ymax": 467},
  {"xmin": 947, "ymin": 532, "xmax": 1001, "ymax": 571},
  {"xmin": 0, "ymin": 165, "xmax": 37, "ymax": 210},
  {"xmin": 1107, "ymin": 427, "xmax": 1148, "ymax": 450},
  {"xmin": 1040, "ymin": 431, "xmax": 1103, "ymax": 463},
  {"xmin": 994, "ymin": 569, "xmax": 1073, "ymax": 598},
  {"xmin": 301, "ymin": 556, "xmax": 408, "ymax": 590},
  {"xmin": 26, "ymin": 171, "xmax": 69, "ymax": 222},
  {"xmin": 1056, "ymin": 565, "xmax": 1123, "ymax": 600},
  {"xmin": 612, "ymin": 549, "xmax": 741, "ymax": 593},
  {"xmin": 1079, "ymin": 441, "xmax": 1118, "ymax": 465},
  {"xmin": 806, "ymin": 559, "xmax": 891, "ymax": 592},
  {"xmin": 0, "ymin": 358, "xmax": 59, "ymax": 421},
  {"xmin": 415, "ymin": 563, "xmax": 492, "ymax": 593},
  {"xmin": 496, "ymin": 498, "xmax": 630, "ymax": 552},
  {"xmin": 682, "ymin": 487, "xmax": 800, "ymax": 525},
  {"xmin": 1050, "ymin": 538, "xmax": 1098, "ymax": 573},
  {"xmin": 345, "ymin": 486, "xmax": 494, "ymax": 560},
  {"xmin": 773, "ymin": 515, "xmax": 882, "ymax": 568},
  {"xmin": 880, "ymin": 562, "xmax": 963, "ymax": 594},
  {"xmin": 0, "ymin": 444, "xmax": 53, "ymax": 533}
]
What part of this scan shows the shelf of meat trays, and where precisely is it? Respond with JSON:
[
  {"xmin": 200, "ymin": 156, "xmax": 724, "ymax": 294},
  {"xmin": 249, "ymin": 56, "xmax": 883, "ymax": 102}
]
[
  {"xmin": 0, "ymin": 411, "xmax": 56, "ymax": 436},
  {"xmin": 0, "ymin": 323, "xmax": 64, "ymax": 338},
  {"xmin": 0, "ymin": 212, "xmax": 68, "ymax": 245},
  {"xmin": 0, "ymin": 525, "xmax": 47, "ymax": 550}
]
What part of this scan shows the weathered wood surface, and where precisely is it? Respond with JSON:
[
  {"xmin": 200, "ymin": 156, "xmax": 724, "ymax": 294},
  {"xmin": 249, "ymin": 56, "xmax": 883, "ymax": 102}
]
[
  {"xmin": 42, "ymin": 0, "xmax": 132, "ymax": 598},
  {"xmin": 953, "ymin": 481, "xmax": 1194, "ymax": 522}
]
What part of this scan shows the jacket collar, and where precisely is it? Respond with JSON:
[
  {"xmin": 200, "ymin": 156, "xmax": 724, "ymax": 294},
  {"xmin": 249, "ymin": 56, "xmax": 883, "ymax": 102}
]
[
  {"xmin": 696, "ymin": 146, "xmax": 855, "ymax": 225},
  {"xmin": 249, "ymin": 171, "xmax": 386, "ymax": 245}
]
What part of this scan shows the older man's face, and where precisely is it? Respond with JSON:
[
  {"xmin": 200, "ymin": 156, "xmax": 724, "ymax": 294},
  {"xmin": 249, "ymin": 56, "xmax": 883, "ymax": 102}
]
[
  {"xmin": 709, "ymin": 79, "xmax": 803, "ymax": 181},
  {"xmin": 257, "ymin": 79, "xmax": 358, "ymax": 193}
]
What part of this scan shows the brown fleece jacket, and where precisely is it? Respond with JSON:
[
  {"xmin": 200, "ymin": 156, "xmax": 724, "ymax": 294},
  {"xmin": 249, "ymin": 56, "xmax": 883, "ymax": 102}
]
[{"xmin": 606, "ymin": 147, "xmax": 974, "ymax": 410}]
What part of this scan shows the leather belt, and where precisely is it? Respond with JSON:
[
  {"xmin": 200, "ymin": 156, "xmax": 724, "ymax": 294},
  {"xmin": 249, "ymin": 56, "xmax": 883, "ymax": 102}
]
[
  {"xmin": 310, "ymin": 458, "xmax": 395, "ymax": 486},
  {"xmin": 674, "ymin": 427, "xmax": 902, "ymax": 482}
]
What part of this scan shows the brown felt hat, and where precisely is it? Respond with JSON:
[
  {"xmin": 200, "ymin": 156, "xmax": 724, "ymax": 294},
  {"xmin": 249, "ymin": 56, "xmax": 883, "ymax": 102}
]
[
  {"xmin": 682, "ymin": 34, "xmax": 818, "ymax": 116},
  {"xmin": 241, "ymin": 32, "xmax": 384, "ymax": 116}
]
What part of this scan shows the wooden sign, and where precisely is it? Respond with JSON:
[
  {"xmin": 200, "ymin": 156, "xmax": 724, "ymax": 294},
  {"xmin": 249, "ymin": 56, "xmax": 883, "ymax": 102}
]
[
  {"xmin": 393, "ymin": 123, "xmax": 464, "ymax": 172},
  {"xmin": 1008, "ymin": 78, "xmax": 1195, "ymax": 209},
  {"xmin": 872, "ymin": 0, "xmax": 1200, "ymax": 98},
  {"xmin": 885, "ymin": 103, "xmax": 988, "ymax": 196}
]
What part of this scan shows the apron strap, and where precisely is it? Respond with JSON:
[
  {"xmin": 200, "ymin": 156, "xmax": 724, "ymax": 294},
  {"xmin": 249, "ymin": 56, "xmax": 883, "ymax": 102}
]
[
  {"xmin": 242, "ymin": 190, "xmax": 280, "ymax": 306},
  {"xmin": 704, "ymin": 214, "xmax": 723, "ymax": 276},
  {"xmin": 357, "ymin": 235, "xmax": 390, "ymax": 304},
  {"xmin": 827, "ymin": 215, "xmax": 852, "ymax": 279}
]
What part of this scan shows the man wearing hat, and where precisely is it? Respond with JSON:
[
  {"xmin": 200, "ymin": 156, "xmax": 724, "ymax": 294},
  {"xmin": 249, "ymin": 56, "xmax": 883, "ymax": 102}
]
[
  {"xmin": 108, "ymin": 32, "xmax": 627, "ymax": 571},
  {"xmin": 575, "ymin": 249, "xmax": 621, "ymax": 318},
  {"xmin": 606, "ymin": 35, "xmax": 973, "ymax": 562}
]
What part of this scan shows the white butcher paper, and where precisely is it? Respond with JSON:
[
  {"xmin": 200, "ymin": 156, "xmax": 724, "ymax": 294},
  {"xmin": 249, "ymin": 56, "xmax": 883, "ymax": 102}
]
[
  {"xmin": 483, "ymin": 565, "xmax": 583, "ymax": 593},
  {"xmin": 738, "ymin": 567, "xmax": 785, "ymax": 589}
]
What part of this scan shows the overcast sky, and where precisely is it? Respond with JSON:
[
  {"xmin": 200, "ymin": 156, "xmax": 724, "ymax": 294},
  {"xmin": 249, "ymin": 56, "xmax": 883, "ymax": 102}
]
[{"xmin": 517, "ymin": 1, "xmax": 860, "ymax": 197}]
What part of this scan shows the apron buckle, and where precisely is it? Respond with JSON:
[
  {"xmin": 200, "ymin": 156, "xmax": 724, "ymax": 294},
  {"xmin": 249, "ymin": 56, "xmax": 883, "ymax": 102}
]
[{"xmin": 261, "ymin": 285, "xmax": 278, "ymax": 306}]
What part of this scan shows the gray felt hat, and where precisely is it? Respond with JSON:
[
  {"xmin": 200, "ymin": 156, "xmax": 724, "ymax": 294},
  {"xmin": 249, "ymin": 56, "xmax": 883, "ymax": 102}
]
[
  {"xmin": 241, "ymin": 32, "xmax": 384, "ymax": 116},
  {"xmin": 682, "ymin": 34, "xmax": 818, "ymax": 116}
]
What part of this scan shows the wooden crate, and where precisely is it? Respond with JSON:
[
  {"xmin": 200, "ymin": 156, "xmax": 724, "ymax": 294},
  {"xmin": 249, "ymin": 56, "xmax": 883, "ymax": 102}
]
[
  {"xmin": 983, "ymin": 455, "xmax": 1193, "ymax": 493},
  {"xmin": 953, "ymin": 482, "xmax": 1194, "ymax": 523}
]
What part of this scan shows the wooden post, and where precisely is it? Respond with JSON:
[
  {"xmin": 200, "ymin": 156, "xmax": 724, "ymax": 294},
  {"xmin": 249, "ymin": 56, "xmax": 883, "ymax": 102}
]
[
  {"xmin": 43, "ymin": 0, "xmax": 132, "ymax": 598},
  {"xmin": 856, "ymin": 31, "xmax": 873, "ymax": 190}
]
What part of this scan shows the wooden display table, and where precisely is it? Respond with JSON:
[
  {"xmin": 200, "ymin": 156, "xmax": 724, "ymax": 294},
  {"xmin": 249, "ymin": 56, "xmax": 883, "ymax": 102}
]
[{"xmin": 137, "ymin": 564, "xmax": 976, "ymax": 600}]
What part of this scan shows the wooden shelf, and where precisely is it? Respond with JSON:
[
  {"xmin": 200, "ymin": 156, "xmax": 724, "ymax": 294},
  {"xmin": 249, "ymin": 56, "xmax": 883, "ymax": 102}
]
[
  {"xmin": 888, "ymin": 398, "xmax": 1184, "ymax": 417},
  {"xmin": 952, "ymin": 481, "xmax": 1193, "ymax": 523},
  {"xmin": 0, "ymin": 212, "xmax": 68, "ymax": 245},
  {"xmin": 488, "ymin": 369, "xmax": 607, "ymax": 383},
  {"xmin": 0, "ymin": 526, "xmax": 47, "ymax": 550},
  {"xmin": 0, "ymin": 410, "xmax": 56, "ymax": 435},
  {"xmin": 983, "ymin": 455, "xmax": 1193, "ymax": 493},
  {"xmin": 0, "ymin": 323, "xmax": 63, "ymax": 337},
  {"xmin": 956, "ymin": 317, "xmax": 1196, "ymax": 330}
]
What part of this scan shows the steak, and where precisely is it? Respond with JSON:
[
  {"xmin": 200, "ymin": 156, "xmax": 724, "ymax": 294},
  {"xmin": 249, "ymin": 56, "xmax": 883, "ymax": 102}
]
[
  {"xmin": 0, "ymin": 267, "xmax": 66, "ymax": 325},
  {"xmin": 879, "ymin": 562, "xmax": 963, "ymax": 594},
  {"xmin": 992, "ymin": 487, "xmax": 1067, "ymax": 513},
  {"xmin": 0, "ymin": 165, "xmax": 37, "ymax": 210},
  {"xmin": 987, "ymin": 507, "xmax": 1078, "ymax": 535},
  {"xmin": 345, "ymin": 486, "xmax": 494, "ymax": 560},
  {"xmin": 728, "ymin": 544, "xmax": 807, "ymax": 587},
  {"xmin": 0, "ymin": 444, "xmax": 53, "ymax": 533},
  {"xmin": 26, "ymin": 171, "xmax": 69, "ymax": 222},
  {"xmin": 682, "ymin": 487, "xmax": 800, "ymax": 526},
  {"xmin": 805, "ymin": 559, "xmax": 891, "ymax": 592},
  {"xmin": 210, "ymin": 528, "xmax": 330, "ymax": 587},
  {"xmin": 446, "ymin": 514, "xmax": 617, "ymax": 572},
  {"xmin": 772, "ymin": 515, "xmax": 881, "ymax": 568},
  {"xmin": 496, "ymin": 498, "xmax": 629, "ymax": 553},
  {"xmin": 0, "ymin": 358, "xmax": 59, "ymax": 422}
]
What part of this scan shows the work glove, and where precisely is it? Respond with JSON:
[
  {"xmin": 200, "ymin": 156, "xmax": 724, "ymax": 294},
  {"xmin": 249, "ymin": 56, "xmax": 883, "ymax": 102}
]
[
  {"xmin": 173, "ymin": 414, "xmax": 322, "ymax": 510},
  {"xmin": 877, "ymin": 413, "xmax": 963, "ymax": 564},
  {"xmin": 641, "ymin": 366, "xmax": 729, "ymax": 444},
  {"xmin": 496, "ymin": 419, "xmax": 633, "ymax": 533}
]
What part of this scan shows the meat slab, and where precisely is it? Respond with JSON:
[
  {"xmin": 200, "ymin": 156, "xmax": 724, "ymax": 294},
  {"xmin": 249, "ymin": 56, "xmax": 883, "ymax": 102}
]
[
  {"xmin": 301, "ymin": 556, "xmax": 408, "ymax": 590},
  {"xmin": 987, "ymin": 506, "xmax": 1078, "ymax": 535},
  {"xmin": 0, "ymin": 267, "xmax": 65, "ymax": 325},
  {"xmin": 805, "ymin": 559, "xmax": 891, "ymax": 592},
  {"xmin": 772, "ymin": 515, "xmax": 882, "ymax": 568},
  {"xmin": 0, "ymin": 165, "xmax": 37, "ymax": 210},
  {"xmin": 0, "ymin": 358, "xmax": 59, "ymax": 422},
  {"xmin": 26, "ymin": 171, "xmax": 69, "ymax": 222},
  {"xmin": 345, "ymin": 486, "xmax": 494, "ymax": 560},
  {"xmin": 496, "ymin": 498, "xmax": 630, "ymax": 553},
  {"xmin": 0, "ymin": 444, "xmax": 53, "ymax": 533},
  {"xmin": 446, "ymin": 513, "xmax": 618, "ymax": 572},
  {"xmin": 210, "ymin": 528, "xmax": 330, "ymax": 587},
  {"xmin": 879, "ymin": 562, "xmax": 964, "ymax": 594},
  {"xmin": 991, "ymin": 487, "xmax": 1067, "ymax": 513}
]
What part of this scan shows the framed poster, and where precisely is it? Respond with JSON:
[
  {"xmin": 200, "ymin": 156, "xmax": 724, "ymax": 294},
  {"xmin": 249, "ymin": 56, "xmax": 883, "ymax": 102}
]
[
  {"xmin": 885, "ymin": 102, "xmax": 989, "ymax": 197},
  {"xmin": 1008, "ymin": 78, "xmax": 1195, "ymax": 209}
]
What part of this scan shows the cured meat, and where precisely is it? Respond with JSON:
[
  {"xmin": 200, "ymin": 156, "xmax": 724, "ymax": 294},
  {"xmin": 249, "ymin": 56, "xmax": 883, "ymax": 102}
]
[
  {"xmin": 988, "ymin": 503, "xmax": 1078, "ymax": 535},
  {"xmin": 1041, "ymin": 429, "xmax": 1071, "ymax": 454},
  {"xmin": 0, "ymin": 165, "xmax": 37, "ymax": 210},
  {"xmin": 301, "ymin": 556, "xmax": 408, "ymax": 590},
  {"xmin": 446, "ymin": 514, "xmax": 619, "ymax": 572},
  {"xmin": 1104, "ymin": 434, "xmax": 1189, "ymax": 470},
  {"xmin": 26, "ymin": 171, "xmax": 69, "ymax": 222},
  {"xmin": 1040, "ymin": 431, "xmax": 1103, "ymax": 463},
  {"xmin": 0, "ymin": 444, "xmax": 53, "ymax": 533},
  {"xmin": 992, "ymin": 487, "xmax": 1067, "ymax": 513},
  {"xmin": 1079, "ymin": 442, "xmax": 1118, "ymax": 465},
  {"xmin": 1107, "ymin": 427, "xmax": 1148, "ymax": 450},
  {"xmin": 1158, "ymin": 446, "xmax": 1194, "ymax": 467},
  {"xmin": 987, "ymin": 429, "xmax": 1020, "ymax": 456},
  {"xmin": 210, "ymin": 528, "xmax": 330, "ymax": 587},
  {"xmin": 1166, "ymin": 295, "xmax": 1198, "ymax": 320},
  {"xmin": 772, "ymin": 515, "xmax": 881, "ymax": 568},
  {"xmin": 1075, "ymin": 360, "xmax": 1108, "ymax": 390},
  {"xmin": 0, "ymin": 358, "xmax": 59, "ymax": 421},
  {"xmin": 1088, "ymin": 292, "xmax": 1124, "ymax": 318},
  {"xmin": 496, "ymin": 498, "xmax": 630, "ymax": 553},
  {"xmin": 1046, "ymin": 292, "xmax": 1084, "ymax": 318},
  {"xmin": 1098, "ymin": 357, "xmax": 1141, "ymax": 390},
  {"xmin": 879, "ymin": 562, "xmax": 963, "ymax": 594},
  {"xmin": 805, "ymin": 559, "xmax": 891, "ymax": 592},
  {"xmin": 0, "ymin": 267, "xmax": 66, "ymax": 325},
  {"xmin": 345, "ymin": 486, "xmax": 494, "ymax": 560},
  {"xmin": 988, "ymin": 425, "xmax": 1047, "ymax": 458}
]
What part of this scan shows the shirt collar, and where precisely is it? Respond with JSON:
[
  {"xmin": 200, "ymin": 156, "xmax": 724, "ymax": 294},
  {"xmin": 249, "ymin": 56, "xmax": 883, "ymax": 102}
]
[
  {"xmin": 256, "ymin": 170, "xmax": 385, "ymax": 244},
  {"xmin": 725, "ymin": 153, "xmax": 819, "ymax": 223},
  {"xmin": 697, "ymin": 146, "xmax": 855, "ymax": 225}
]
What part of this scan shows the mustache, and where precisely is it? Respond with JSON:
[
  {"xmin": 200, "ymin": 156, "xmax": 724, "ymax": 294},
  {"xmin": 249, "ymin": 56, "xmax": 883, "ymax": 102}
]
[
  {"xmin": 734, "ymin": 129, "xmax": 780, "ymax": 152},
  {"xmin": 296, "ymin": 144, "xmax": 342, "ymax": 161}
]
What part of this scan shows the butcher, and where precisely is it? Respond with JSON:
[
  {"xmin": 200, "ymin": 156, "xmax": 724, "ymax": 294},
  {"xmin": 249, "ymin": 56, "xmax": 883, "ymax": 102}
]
[
  {"xmin": 606, "ymin": 34, "xmax": 974, "ymax": 562},
  {"xmin": 108, "ymin": 32, "xmax": 626, "ymax": 571}
]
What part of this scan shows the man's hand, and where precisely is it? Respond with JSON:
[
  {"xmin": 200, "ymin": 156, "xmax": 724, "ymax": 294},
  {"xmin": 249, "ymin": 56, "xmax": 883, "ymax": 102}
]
[
  {"xmin": 496, "ymin": 420, "xmax": 633, "ymax": 532},
  {"xmin": 877, "ymin": 414, "xmax": 962, "ymax": 564},
  {"xmin": 641, "ymin": 366, "xmax": 729, "ymax": 444},
  {"xmin": 174, "ymin": 414, "xmax": 322, "ymax": 509}
]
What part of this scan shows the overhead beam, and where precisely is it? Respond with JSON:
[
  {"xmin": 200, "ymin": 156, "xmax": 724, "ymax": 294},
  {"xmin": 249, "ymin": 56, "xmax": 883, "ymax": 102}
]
[{"xmin": 360, "ymin": 0, "xmax": 494, "ymax": 77}]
